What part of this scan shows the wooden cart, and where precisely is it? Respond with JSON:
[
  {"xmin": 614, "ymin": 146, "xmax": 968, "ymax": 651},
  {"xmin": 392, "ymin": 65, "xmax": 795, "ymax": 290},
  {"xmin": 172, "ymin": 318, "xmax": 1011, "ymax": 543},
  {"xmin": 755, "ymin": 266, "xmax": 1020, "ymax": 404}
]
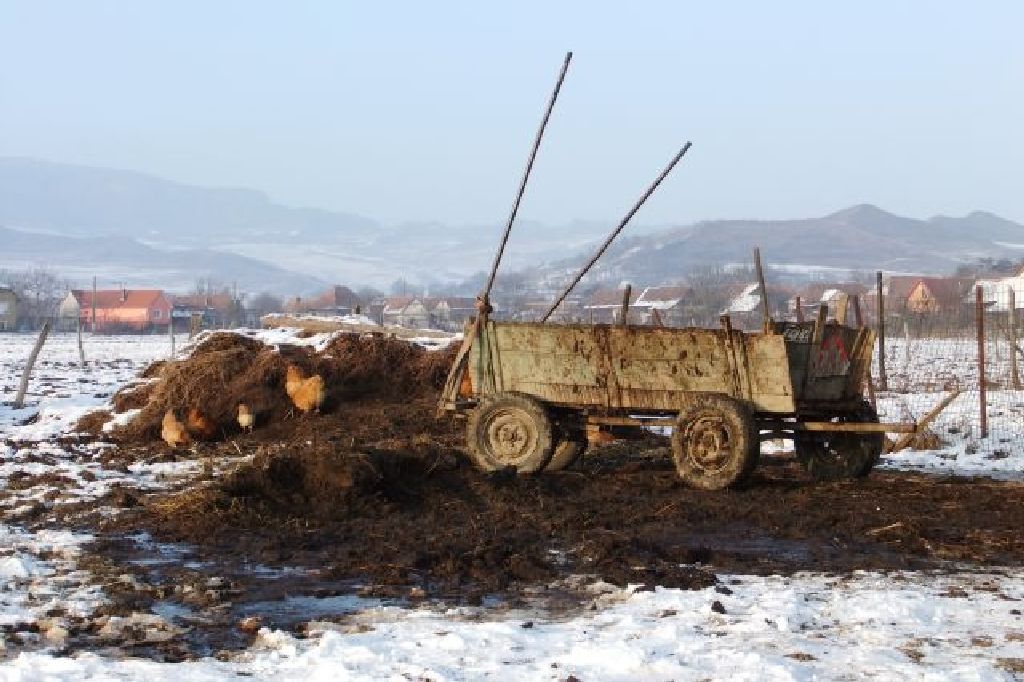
[{"xmin": 439, "ymin": 313, "xmax": 911, "ymax": 489}]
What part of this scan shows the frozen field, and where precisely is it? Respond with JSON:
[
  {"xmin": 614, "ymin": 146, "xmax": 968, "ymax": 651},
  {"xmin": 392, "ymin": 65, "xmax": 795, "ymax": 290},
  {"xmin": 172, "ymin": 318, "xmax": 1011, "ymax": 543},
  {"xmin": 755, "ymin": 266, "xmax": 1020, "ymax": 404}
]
[{"xmin": 1, "ymin": 331, "xmax": 1023, "ymax": 680}]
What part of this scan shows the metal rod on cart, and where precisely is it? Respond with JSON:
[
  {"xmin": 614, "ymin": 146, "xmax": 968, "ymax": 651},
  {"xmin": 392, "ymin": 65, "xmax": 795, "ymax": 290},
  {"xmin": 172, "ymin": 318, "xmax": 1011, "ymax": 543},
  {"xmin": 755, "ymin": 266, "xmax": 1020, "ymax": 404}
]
[
  {"xmin": 977, "ymin": 285, "xmax": 988, "ymax": 438},
  {"xmin": 542, "ymin": 142, "xmax": 693, "ymax": 322},
  {"xmin": 481, "ymin": 51, "xmax": 573, "ymax": 304}
]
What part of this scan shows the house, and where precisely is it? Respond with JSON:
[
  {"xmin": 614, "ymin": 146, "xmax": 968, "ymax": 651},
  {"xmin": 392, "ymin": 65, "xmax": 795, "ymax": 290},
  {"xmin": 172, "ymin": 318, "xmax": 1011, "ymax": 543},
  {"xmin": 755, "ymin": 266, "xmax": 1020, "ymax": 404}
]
[
  {"xmin": 634, "ymin": 286, "xmax": 692, "ymax": 326},
  {"xmin": 428, "ymin": 297, "xmax": 477, "ymax": 331},
  {"xmin": 59, "ymin": 289, "xmax": 172, "ymax": 332},
  {"xmin": 582, "ymin": 287, "xmax": 641, "ymax": 324},
  {"xmin": 788, "ymin": 282, "xmax": 869, "ymax": 321},
  {"xmin": 172, "ymin": 293, "xmax": 240, "ymax": 330},
  {"xmin": 0, "ymin": 287, "xmax": 17, "ymax": 331},
  {"xmin": 884, "ymin": 276, "xmax": 974, "ymax": 315},
  {"xmin": 285, "ymin": 286, "xmax": 363, "ymax": 317},
  {"xmin": 382, "ymin": 297, "xmax": 430, "ymax": 329},
  {"xmin": 976, "ymin": 266, "xmax": 1024, "ymax": 312},
  {"xmin": 720, "ymin": 282, "xmax": 764, "ymax": 329},
  {"xmin": 381, "ymin": 296, "xmax": 480, "ymax": 330}
]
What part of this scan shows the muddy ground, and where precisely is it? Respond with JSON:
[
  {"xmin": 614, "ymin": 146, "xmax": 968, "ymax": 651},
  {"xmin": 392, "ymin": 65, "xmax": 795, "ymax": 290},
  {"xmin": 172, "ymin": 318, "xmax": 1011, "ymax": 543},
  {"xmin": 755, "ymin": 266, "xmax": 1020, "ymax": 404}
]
[
  {"xmin": 13, "ymin": 332, "xmax": 1024, "ymax": 661},
  {"xmin": 41, "ymin": 419, "xmax": 1022, "ymax": 660}
]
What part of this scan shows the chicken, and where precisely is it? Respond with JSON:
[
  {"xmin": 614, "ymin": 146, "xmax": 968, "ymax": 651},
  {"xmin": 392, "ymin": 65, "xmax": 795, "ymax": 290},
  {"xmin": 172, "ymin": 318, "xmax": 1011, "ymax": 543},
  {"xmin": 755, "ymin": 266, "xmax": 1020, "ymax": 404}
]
[
  {"xmin": 161, "ymin": 410, "xmax": 190, "ymax": 448},
  {"xmin": 289, "ymin": 374, "xmax": 326, "ymax": 415},
  {"xmin": 285, "ymin": 364, "xmax": 305, "ymax": 399},
  {"xmin": 186, "ymin": 407, "xmax": 218, "ymax": 440},
  {"xmin": 237, "ymin": 403, "xmax": 255, "ymax": 433}
]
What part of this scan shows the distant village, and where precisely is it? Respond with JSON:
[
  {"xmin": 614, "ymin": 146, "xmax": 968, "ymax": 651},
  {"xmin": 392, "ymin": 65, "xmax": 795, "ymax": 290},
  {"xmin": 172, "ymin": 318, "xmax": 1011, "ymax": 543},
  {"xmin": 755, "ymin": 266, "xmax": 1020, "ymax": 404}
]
[{"xmin": 1, "ymin": 264, "xmax": 1023, "ymax": 335}]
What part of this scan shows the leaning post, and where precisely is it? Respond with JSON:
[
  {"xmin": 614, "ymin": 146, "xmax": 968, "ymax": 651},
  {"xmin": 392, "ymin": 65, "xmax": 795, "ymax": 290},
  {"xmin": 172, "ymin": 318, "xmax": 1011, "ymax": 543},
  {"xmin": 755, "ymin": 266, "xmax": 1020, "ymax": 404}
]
[
  {"xmin": 13, "ymin": 321, "xmax": 51, "ymax": 409},
  {"xmin": 976, "ymin": 285, "xmax": 988, "ymax": 438},
  {"xmin": 876, "ymin": 271, "xmax": 887, "ymax": 390}
]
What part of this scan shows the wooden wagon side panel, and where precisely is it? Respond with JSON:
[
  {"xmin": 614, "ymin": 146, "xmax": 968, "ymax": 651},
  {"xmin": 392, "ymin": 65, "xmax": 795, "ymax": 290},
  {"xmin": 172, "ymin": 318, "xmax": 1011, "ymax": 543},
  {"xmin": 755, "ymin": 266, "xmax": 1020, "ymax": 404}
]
[
  {"xmin": 742, "ymin": 334, "xmax": 797, "ymax": 413},
  {"xmin": 604, "ymin": 327, "xmax": 740, "ymax": 410},
  {"xmin": 474, "ymin": 322, "xmax": 609, "ymax": 406}
]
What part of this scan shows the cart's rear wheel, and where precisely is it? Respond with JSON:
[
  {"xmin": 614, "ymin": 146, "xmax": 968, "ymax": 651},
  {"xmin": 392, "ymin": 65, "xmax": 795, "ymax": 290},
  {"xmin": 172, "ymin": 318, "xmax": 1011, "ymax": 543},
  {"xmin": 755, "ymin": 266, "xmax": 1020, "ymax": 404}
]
[
  {"xmin": 466, "ymin": 392, "xmax": 554, "ymax": 474},
  {"xmin": 795, "ymin": 401, "xmax": 883, "ymax": 481},
  {"xmin": 545, "ymin": 434, "xmax": 587, "ymax": 471},
  {"xmin": 671, "ymin": 395, "xmax": 758, "ymax": 490}
]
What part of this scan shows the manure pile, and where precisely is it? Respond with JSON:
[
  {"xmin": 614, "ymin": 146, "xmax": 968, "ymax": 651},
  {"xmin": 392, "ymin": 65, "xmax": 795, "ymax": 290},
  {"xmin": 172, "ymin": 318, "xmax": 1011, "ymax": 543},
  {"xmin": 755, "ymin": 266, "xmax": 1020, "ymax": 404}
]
[{"xmin": 90, "ymin": 331, "xmax": 457, "ymax": 445}]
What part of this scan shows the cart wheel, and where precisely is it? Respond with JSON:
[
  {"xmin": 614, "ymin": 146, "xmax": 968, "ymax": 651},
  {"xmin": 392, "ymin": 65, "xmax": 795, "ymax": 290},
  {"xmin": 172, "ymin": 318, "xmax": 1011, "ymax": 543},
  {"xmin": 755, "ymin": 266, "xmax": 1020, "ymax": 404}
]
[
  {"xmin": 671, "ymin": 395, "xmax": 758, "ymax": 490},
  {"xmin": 545, "ymin": 434, "xmax": 587, "ymax": 471},
  {"xmin": 466, "ymin": 392, "xmax": 554, "ymax": 474},
  {"xmin": 795, "ymin": 401, "xmax": 884, "ymax": 481}
]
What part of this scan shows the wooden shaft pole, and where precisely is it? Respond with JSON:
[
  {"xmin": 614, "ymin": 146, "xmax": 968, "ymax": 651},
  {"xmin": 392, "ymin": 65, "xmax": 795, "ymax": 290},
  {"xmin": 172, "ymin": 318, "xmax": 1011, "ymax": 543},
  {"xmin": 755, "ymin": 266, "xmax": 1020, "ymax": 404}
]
[
  {"xmin": 795, "ymin": 296, "xmax": 804, "ymax": 323},
  {"xmin": 482, "ymin": 51, "xmax": 573, "ymax": 302},
  {"xmin": 13, "ymin": 321, "xmax": 51, "ymax": 409},
  {"xmin": 977, "ymin": 285, "xmax": 988, "ymax": 438},
  {"xmin": 542, "ymin": 142, "xmax": 693, "ymax": 322}
]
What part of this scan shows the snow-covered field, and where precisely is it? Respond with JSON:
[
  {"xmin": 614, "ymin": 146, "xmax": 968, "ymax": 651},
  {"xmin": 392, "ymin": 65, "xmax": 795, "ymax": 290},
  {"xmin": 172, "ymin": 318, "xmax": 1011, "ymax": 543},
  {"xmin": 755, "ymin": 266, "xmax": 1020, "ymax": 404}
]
[{"xmin": 1, "ymin": 331, "xmax": 1023, "ymax": 680}]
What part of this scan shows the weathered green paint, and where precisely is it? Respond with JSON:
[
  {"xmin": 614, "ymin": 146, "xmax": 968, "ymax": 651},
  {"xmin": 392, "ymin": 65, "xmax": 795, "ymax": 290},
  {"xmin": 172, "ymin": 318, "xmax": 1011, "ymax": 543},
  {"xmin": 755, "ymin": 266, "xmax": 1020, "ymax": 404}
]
[{"xmin": 444, "ymin": 320, "xmax": 875, "ymax": 417}]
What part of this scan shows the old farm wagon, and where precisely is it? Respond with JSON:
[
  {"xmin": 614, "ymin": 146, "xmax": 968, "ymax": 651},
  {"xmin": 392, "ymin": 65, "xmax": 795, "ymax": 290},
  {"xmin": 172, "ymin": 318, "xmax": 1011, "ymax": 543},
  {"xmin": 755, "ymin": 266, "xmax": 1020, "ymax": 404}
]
[
  {"xmin": 439, "ymin": 314, "xmax": 892, "ymax": 489},
  {"xmin": 440, "ymin": 52, "xmax": 904, "ymax": 489}
]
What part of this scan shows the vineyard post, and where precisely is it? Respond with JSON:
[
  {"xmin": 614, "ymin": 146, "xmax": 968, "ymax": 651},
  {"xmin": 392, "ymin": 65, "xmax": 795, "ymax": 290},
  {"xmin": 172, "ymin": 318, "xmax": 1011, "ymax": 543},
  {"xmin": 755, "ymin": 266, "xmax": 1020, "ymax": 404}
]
[
  {"xmin": 1010, "ymin": 287, "xmax": 1020, "ymax": 390},
  {"xmin": 976, "ymin": 285, "xmax": 988, "ymax": 438},
  {"xmin": 876, "ymin": 271, "xmax": 887, "ymax": 390}
]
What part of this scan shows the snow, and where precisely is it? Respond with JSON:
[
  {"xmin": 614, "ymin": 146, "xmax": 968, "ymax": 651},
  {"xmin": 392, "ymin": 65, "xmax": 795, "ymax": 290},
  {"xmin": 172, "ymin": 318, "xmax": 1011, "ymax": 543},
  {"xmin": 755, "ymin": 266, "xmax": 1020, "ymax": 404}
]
[{"xmin": 0, "ymin": 571, "xmax": 1021, "ymax": 679}]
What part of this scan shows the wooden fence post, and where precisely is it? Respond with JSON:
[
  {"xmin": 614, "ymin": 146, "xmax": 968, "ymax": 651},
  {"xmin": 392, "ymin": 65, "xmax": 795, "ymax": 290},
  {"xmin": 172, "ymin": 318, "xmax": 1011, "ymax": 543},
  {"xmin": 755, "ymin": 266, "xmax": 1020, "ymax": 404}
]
[
  {"xmin": 13, "ymin": 321, "xmax": 51, "ymax": 409},
  {"xmin": 1010, "ymin": 287, "xmax": 1020, "ymax": 390},
  {"xmin": 169, "ymin": 316, "xmax": 176, "ymax": 357},
  {"xmin": 876, "ymin": 271, "xmax": 887, "ymax": 390},
  {"xmin": 76, "ymin": 316, "xmax": 86, "ymax": 367},
  {"xmin": 795, "ymin": 295, "xmax": 804, "ymax": 323},
  {"xmin": 977, "ymin": 285, "xmax": 988, "ymax": 438},
  {"xmin": 619, "ymin": 284, "xmax": 631, "ymax": 326}
]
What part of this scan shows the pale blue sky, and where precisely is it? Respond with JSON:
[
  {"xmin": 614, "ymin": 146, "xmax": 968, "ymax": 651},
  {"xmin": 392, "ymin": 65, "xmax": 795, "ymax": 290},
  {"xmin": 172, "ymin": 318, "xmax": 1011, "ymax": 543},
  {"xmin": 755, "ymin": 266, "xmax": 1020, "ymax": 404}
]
[{"xmin": 1, "ymin": 1, "xmax": 1021, "ymax": 226}]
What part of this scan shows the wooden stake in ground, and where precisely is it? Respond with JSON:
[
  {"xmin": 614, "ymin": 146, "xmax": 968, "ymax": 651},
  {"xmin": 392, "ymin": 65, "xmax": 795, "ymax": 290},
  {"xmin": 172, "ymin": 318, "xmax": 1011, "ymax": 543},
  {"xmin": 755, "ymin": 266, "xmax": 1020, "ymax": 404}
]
[
  {"xmin": 169, "ymin": 317, "xmax": 176, "ymax": 357},
  {"xmin": 795, "ymin": 296, "xmax": 804, "ymax": 323},
  {"xmin": 76, "ymin": 316, "xmax": 85, "ymax": 367},
  {"xmin": 13, "ymin": 321, "xmax": 51, "ymax": 409},
  {"xmin": 1010, "ymin": 287, "xmax": 1020, "ymax": 390},
  {"xmin": 876, "ymin": 271, "xmax": 887, "ymax": 390},
  {"xmin": 977, "ymin": 285, "xmax": 988, "ymax": 438}
]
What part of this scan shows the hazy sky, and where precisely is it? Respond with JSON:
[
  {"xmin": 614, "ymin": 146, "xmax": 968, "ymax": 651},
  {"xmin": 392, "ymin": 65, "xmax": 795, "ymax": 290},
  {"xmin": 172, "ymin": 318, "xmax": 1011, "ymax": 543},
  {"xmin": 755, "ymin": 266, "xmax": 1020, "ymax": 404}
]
[{"xmin": 1, "ymin": 1, "xmax": 1021, "ymax": 227}]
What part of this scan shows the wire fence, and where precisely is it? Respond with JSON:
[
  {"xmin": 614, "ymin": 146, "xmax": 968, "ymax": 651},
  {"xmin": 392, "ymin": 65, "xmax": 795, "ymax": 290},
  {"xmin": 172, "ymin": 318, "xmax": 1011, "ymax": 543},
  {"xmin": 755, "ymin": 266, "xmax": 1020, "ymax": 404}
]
[{"xmin": 873, "ymin": 283, "xmax": 1024, "ymax": 457}]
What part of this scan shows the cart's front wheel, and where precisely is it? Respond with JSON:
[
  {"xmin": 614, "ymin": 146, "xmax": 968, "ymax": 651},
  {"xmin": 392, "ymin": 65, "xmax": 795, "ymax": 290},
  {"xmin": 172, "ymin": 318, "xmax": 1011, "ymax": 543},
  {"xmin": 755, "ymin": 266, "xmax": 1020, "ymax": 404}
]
[
  {"xmin": 671, "ymin": 395, "xmax": 758, "ymax": 490},
  {"xmin": 795, "ymin": 402, "xmax": 883, "ymax": 481},
  {"xmin": 466, "ymin": 392, "xmax": 554, "ymax": 474}
]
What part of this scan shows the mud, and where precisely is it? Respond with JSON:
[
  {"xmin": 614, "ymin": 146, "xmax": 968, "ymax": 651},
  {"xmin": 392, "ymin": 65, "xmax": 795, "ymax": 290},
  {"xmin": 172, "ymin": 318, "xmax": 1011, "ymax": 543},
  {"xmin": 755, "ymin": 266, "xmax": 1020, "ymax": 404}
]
[{"xmin": 41, "ymin": 331, "xmax": 1024, "ymax": 659}]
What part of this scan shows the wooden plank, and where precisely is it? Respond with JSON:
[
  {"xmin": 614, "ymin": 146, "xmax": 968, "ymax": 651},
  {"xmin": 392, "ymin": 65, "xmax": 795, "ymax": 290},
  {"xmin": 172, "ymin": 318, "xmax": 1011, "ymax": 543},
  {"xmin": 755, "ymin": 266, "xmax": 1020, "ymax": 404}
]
[{"xmin": 887, "ymin": 389, "xmax": 962, "ymax": 453}]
